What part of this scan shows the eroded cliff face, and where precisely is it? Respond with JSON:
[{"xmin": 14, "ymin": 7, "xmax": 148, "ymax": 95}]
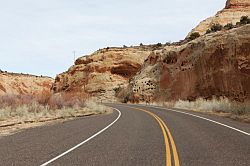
[
  {"xmin": 52, "ymin": 47, "xmax": 155, "ymax": 102},
  {"xmin": 188, "ymin": 0, "xmax": 250, "ymax": 36},
  {"xmin": 0, "ymin": 72, "xmax": 53, "ymax": 96},
  {"xmin": 226, "ymin": 0, "xmax": 250, "ymax": 8},
  {"xmin": 52, "ymin": 0, "xmax": 250, "ymax": 103},
  {"xmin": 127, "ymin": 25, "xmax": 250, "ymax": 103}
]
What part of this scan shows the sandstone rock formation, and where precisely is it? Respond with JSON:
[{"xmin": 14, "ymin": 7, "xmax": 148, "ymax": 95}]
[
  {"xmin": 52, "ymin": 0, "xmax": 250, "ymax": 103},
  {"xmin": 126, "ymin": 25, "xmax": 250, "ymax": 103},
  {"xmin": 188, "ymin": 0, "xmax": 250, "ymax": 36},
  {"xmin": 226, "ymin": 0, "xmax": 250, "ymax": 9},
  {"xmin": 52, "ymin": 46, "xmax": 161, "ymax": 102},
  {"xmin": 0, "ymin": 71, "xmax": 53, "ymax": 96}
]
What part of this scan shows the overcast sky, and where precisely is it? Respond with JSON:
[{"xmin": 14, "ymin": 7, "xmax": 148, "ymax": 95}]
[{"xmin": 0, "ymin": 0, "xmax": 226, "ymax": 77}]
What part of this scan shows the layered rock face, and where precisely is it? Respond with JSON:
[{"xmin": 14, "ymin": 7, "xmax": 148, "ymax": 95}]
[
  {"xmin": 188, "ymin": 0, "xmax": 250, "ymax": 36},
  {"xmin": 127, "ymin": 25, "xmax": 250, "ymax": 102},
  {"xmin": 52, "ymin": 0, "xmax": 250, "ymax": 103},
  {"xmin": 0, "ymin": 72, "xmax": 53, "ymax": 96},
  {"xmin": 52, "ymin": 47, "xmax": 154, "ymax": 101},
  {"xmin": 226, "ymin": 0, "xmax": 250, "ymax": 8}
]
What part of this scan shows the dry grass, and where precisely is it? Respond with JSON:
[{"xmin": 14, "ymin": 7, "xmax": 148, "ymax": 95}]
[
  {"xmin": 0, "ymin": 93, "xmax": 111, "ymax": 127},
  {"xmin": 171, "ymin": 98, "xmax": 250, "ymax": 123},
  {"xmin": 174, "ymin": 98, "xmax": 250, "ymax": 115}
]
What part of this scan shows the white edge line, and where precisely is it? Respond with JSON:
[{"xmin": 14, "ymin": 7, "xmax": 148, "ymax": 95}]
[
  {"xmin": 40, "ymin": 108, "xmax": 121, "ymax": 166},
  {"xmin": 146, "ymin": 105, "xmax": 250, "ymax": 136}
]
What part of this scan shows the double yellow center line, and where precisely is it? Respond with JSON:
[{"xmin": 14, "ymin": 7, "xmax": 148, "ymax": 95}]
[{"xmin": 125, "ymin": 106, "xmax": 180, "ymax": 166}]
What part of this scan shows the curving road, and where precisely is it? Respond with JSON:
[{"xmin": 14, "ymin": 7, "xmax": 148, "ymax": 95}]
[{"xmin": 0, "ymin": 103, "xmax": 249, "ymax": 166}]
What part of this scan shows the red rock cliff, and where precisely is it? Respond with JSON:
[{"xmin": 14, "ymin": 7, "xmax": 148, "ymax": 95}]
[{"xmin": 128, "ymin": 25, "xmax": 250, "ymax": 102}]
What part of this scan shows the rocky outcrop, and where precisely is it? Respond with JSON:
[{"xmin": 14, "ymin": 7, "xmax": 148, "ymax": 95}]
[
  {"xmin": 188, "ymin": 0, "xmax": 250, "ymax": 36},
  {"xmin": 126, "ymin": 25, "xmax": 250, "ymax": 103},
  {"xmin": 52, "ymin": 46, "xmax": 157, "ymax": 102},
  {"xmin": 226, "ymin": 0, "xmax": 250, "ymax": 9},
  {"xmin": 0, "ymin": 71, "xmax": 53, "ymax": 96},
  {"xmin": 52, "ymin": 0, "xmax": 250, "ymax": 103}
]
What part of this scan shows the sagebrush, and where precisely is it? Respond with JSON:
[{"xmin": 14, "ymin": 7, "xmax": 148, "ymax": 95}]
[
  {"xmin": 0, "ymin": 93, "xmax": 108, "ymax": 123},
  {"xmin": 174, "ymin": 98, "xmax": 250, "ymax": 115}
]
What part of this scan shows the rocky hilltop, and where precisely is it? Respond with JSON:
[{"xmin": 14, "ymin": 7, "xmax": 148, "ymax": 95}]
[
  {"xmin": 124, "ymin": 25, "xmax": 250, "ymax": 103},
  {"xmin": 188, "ymin": 0, "xmax": 250, "ymax": 36},
  {"xmin": 52, "ymin": 46, "xmax": 164, "ymax": 101},
  {"xmin": 0, "ymin": 71, "xmax": 53, "ymax": 96}
]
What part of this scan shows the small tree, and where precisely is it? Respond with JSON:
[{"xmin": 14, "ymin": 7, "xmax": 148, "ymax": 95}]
[
  {"xmin": 224, "ymin": 23, "xmax": 234, "ymax": 30},
  {"xmin": 189, "ymin": 32, "xmax": 200, "ymax": 40},
  {"xmin": 211, "ymin": 24, "xmax": 223, "ymax": 32},
  {"xmin": 240, "ymin": 16, "xmax": 250, "ymax": 25}
]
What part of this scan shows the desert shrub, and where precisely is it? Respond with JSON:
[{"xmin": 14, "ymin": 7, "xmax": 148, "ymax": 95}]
[
  {"xmin": 206, "ymin": 29, "xmax": 212, "ymax": 34},
  {"xmin": 156, "ymin": 43, "xmax": 162, "ymax": 47},
  {"xmin": 0, "ymin": 95, "xmax": 35, "ymax": 108},
  {"xmin": 163, "ymin": 51, "xmax": 178, "ymax": 64},
  {"xmin": 189, "ymin": 32, "xmax": 200, "ymax": 40},
  {"xmin": 0, "ymin": 92, "xmax": 86, "ymax": 110},
  {"xmin": 211, "ymin": 24, "xmax": 223, "ymax": 32},
  {"xmin": 48, "ymin": 92, "xmax": 86, "ymax": 109},
  {"xmin": 231, "ymin": 103, "xmax": 250, "ymax": 115},
  {"xmin": 36, "ymin": 91, "xmax": 52, "ymax": 105},
  {"xmin": 236, "ymin": 21, "xmax": 242, "ymax": 27},
  {"xmin": 0, "ymin": 101, "xmax": 51, "ymax": 122},
  {"xmin": 0, "ymin": 92, "xmax": 106, "ymax": 123},
  {"xmin": 174, "ymin": 97, "xmax": 250, "ymax": 115},
  {"xmin": 224, "ymin": 23, "xmax": 234, "ymax": 30},
  {"xmin": 240, "ymin": 16, "xmax": 250, "ymax": 25},
  {"xmin": 85, "ymin": 100, "xmax": 108, "ymax": 113},
  {"xmin": 0, "ymin": 107, "xmax": 11, "ymax": 121}
]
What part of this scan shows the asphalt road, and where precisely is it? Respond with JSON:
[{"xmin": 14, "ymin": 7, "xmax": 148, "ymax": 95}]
[{"xmin": 0, "ymin": 103, "xmax": 249, "ymax": 166}]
